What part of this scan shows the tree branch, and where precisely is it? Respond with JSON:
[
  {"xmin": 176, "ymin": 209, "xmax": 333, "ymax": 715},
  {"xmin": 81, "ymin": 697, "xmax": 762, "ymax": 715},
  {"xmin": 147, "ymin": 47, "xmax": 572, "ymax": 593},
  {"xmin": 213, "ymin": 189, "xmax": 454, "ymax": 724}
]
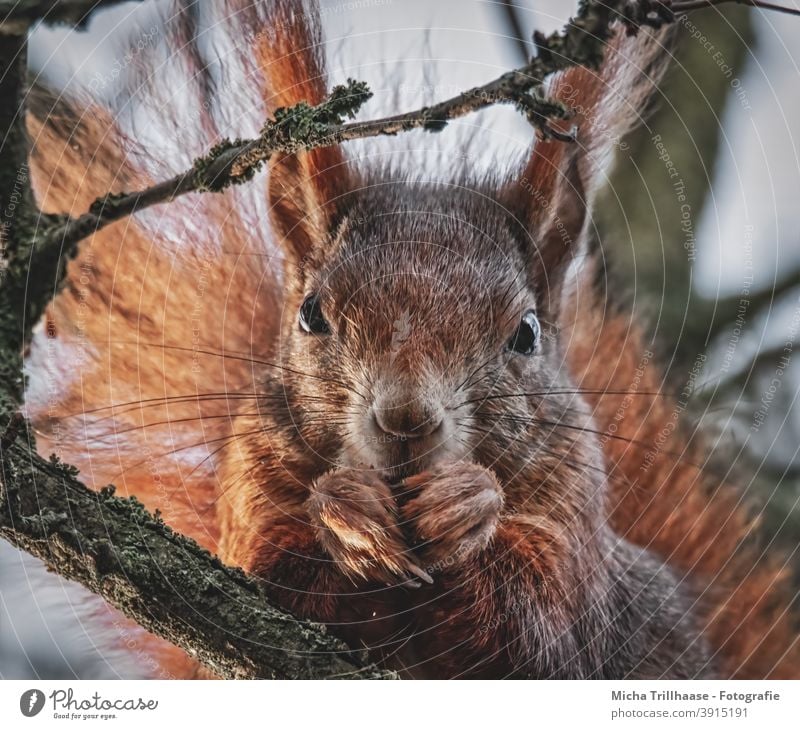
[
  {"xmin": 0, "ymin": 440, "xmax": 395, "ymax": 679},
  {"xmin": 37, "ymin": 0, "xmax": 675, "ymax": 292},
  {"xmin": 499, "ymin": 0, "xmax": 532, "ymax": 66},
  {"xmin": 0, "ymin": 26, "xmax": 35, "ymax": 403}
]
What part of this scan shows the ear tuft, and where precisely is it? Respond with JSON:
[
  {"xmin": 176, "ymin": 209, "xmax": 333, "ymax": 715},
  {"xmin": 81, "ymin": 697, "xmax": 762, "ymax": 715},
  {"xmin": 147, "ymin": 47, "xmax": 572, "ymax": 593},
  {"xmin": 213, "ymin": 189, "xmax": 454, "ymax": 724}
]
[
  {"xmin": 516, "ymin": 141, "xmax": 587, "ymax": 315},
  {"xmin": 254, "ymin": 0, "xmax": 352, "ymax": 269},
  {"xmin": 509, "ymin": 24, "xmax": 671, "ymax": 312},
  {"xmin": 268, "ymin": 146, "xmax": 348, "ymax": 266}
]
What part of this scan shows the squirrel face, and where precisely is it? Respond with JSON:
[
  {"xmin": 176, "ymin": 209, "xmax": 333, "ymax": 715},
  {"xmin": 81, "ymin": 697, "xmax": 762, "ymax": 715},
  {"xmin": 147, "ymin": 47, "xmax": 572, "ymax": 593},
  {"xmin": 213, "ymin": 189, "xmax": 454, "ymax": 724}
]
[{"xmin": 273, "ymin": 182, "xmax": 601, "ymax": 492}]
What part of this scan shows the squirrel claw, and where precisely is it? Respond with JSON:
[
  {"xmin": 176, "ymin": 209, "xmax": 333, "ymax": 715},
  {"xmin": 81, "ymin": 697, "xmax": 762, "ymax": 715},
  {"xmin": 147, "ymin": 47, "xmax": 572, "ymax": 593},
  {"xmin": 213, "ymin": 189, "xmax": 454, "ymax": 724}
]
[{"xmin": 406, "ymin": 562, "xmax": 434, "ymax": 585}]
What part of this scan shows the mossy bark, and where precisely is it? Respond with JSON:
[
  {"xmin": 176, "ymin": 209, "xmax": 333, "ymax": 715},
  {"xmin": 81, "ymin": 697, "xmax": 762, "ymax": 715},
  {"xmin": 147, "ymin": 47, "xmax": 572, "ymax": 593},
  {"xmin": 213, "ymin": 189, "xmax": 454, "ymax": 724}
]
[{"xmin": 0, "ymin": 448, "xmax": 395, "ymax": 679}]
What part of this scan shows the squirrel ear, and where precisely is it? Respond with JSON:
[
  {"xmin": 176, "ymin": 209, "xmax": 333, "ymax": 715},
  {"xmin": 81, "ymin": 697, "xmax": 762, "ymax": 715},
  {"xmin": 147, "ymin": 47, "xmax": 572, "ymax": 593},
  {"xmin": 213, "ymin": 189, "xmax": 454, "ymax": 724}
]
[
  {"xmin": 268, "ymin": 145, "xmax": 348, "ymax": 266},
  {"xmin": 256, "ymin": 1, "xmax": 349, "ymax": 266},
  {"xmin": 511, "ymin": 25, "xmax": 670, "ymax": 314},
  {"xmin": 516, "ymin": 138, "xmax": 588, "ymax": 315}
]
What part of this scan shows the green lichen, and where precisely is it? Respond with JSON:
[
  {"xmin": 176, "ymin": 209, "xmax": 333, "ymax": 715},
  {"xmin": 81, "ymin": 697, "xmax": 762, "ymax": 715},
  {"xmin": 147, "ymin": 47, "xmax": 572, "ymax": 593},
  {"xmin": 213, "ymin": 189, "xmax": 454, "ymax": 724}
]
[
  {"xmin": 89, "ymin": 191, "xmax": 130, "ymax": 216},
  {"xmin": 192, "ymin": 137, "xmax": 249, "ymax": 192},
  {"xmin": 263, "ymin": 78, "xmax": 372, "ymax": 150},
  {"xmin": 190, "ymin": 79, "xmax": 372, "ymax": 195}
]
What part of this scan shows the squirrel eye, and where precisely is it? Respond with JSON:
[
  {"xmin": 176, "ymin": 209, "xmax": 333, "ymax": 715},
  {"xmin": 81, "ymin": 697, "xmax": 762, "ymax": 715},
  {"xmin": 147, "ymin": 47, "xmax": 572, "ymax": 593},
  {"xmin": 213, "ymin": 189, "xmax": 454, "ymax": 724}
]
[
  {"xmin": 299, "ymin": 294, "xmax": 330, "ymax": 335},
  {"xmin": 507, "ymin": 310, "xmax": 540, "ymax": 355}
]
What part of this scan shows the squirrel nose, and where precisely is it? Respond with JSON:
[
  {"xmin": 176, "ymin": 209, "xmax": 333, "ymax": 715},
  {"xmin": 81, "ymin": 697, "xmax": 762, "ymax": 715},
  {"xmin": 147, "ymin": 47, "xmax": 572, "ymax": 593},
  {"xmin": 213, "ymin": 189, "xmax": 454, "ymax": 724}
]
[{"xmin": 372, "ymin": 393, "xmax": 444, "ymax": 440}]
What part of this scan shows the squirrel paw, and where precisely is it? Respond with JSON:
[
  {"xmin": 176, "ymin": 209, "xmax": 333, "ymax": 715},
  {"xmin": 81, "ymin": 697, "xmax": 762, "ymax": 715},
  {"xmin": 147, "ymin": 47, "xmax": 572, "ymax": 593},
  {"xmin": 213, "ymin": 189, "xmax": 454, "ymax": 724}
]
[
  {"xmin": 400, "ymin": 461, "xmax": 504, "ymax": 572},
  {"xmin": 307, "ymin": 467, "xmax": 431, "ymax": 587}
]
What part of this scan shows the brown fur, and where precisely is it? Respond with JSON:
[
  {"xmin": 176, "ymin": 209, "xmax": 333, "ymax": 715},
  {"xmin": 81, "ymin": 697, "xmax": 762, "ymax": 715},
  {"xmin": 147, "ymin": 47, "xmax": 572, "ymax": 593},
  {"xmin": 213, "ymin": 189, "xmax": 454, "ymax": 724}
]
[
  {"xmin": 23, "ymin": 1, "xmax": 799, "ymax": 678},
  {"xmin": 566, "ymin": 299, "xmax": 800, "ymax": 678}
]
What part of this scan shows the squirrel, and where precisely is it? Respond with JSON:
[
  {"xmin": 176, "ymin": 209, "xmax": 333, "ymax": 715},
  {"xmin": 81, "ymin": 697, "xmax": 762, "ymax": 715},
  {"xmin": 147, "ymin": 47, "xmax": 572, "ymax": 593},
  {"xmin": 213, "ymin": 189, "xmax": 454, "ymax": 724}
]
[{"xmin": 22, "ymin": 0, "xmax": 800, "ymax": 679}]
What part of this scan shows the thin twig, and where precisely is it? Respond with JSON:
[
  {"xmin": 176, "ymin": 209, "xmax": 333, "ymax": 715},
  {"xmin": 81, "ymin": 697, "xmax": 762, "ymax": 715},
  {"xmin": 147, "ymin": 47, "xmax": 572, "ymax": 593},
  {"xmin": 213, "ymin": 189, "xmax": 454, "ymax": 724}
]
[
  {"xmin": 42, "ymin": 0, "xmax": 665, "ymax": 261},
  {"xmin": 499, "ymin": 0, "xmax": 532, "ymax": 65}
]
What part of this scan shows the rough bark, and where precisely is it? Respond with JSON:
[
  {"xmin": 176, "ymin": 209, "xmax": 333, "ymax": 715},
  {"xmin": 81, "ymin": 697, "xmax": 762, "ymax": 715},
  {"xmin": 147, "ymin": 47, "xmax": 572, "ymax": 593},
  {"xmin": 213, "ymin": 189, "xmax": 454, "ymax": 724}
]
[{"xmin": 0, "ymin": 442, "xmax": 394, "ymax": 678}]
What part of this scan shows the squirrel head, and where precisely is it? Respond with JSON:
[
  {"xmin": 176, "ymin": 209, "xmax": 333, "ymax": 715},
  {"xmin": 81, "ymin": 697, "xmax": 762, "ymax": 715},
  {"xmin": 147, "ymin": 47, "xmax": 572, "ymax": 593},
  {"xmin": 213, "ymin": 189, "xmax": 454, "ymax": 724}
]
[
  {"xmin": 256, "ymin": 25, "xmax": 664, "ymax": 492},
  {"xmin": 265, "ymin": 141, "xmax": 604, "ymax": 491}
]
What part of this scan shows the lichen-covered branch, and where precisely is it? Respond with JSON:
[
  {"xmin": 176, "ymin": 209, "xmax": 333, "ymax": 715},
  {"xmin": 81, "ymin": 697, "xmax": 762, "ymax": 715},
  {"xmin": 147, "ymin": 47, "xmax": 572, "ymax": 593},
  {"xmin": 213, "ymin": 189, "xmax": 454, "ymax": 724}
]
[
  {"xmin": 0, "ymin": 442, "xmax": 395, "ymax": 679},
  {"xmin": 0, "ymin": 28, "xmax": 35, "ymax": 404},
  {"xmin": 39, "ymin": 0, "xmax": 676, "ymax": 283}
]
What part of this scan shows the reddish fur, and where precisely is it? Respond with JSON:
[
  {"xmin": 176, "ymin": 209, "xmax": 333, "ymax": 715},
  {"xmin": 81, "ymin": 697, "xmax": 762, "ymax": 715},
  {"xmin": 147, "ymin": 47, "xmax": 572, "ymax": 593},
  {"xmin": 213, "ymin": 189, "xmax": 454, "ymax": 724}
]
[
  {"xmin": 565, "ymin": 299, "xmax": 800, "ymax": 677},
  {"xmin": 24, "ymin": 3, "xmax": 799, "ymax": 678}
]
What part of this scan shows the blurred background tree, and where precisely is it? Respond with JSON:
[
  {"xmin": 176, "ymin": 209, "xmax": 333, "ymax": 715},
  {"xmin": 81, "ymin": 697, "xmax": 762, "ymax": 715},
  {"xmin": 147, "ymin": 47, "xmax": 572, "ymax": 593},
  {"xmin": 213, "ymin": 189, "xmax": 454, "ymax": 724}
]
[{"xmin": 596, "ymin": 5, "xmax": 800, "ymax": 552}]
